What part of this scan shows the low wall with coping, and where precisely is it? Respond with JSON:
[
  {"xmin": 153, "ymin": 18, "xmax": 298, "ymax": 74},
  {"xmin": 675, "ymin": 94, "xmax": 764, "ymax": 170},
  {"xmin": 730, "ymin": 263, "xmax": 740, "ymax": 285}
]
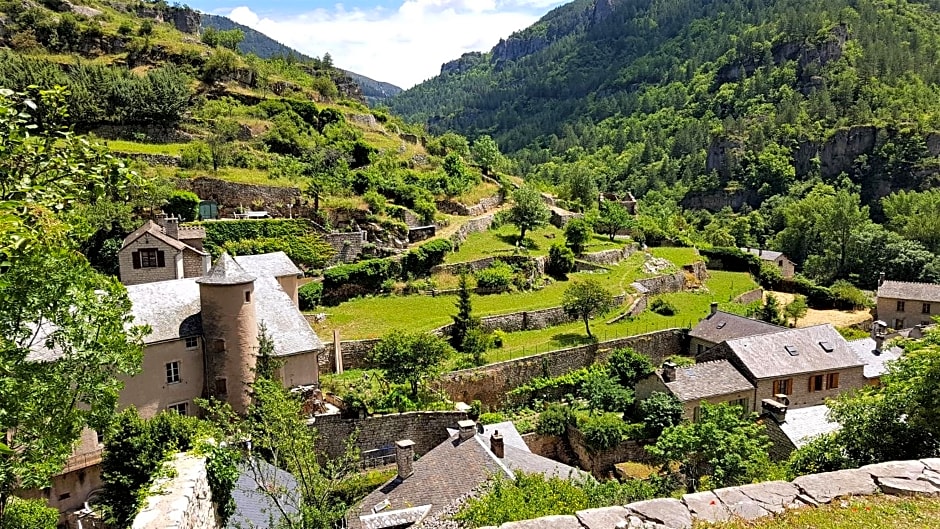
[
  {"xmin": 131, "ymin": 453, "xmax": 218, "ymax": 529},
  {"xmin": 733, "ymin": 287, "xmax": 764, "ymax": 305}
]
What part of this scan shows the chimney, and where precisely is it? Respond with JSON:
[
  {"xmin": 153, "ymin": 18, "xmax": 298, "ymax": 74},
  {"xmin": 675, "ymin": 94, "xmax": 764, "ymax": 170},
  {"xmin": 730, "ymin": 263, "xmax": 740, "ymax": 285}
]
[
  {"xmin": 872, "ymin": 320, "xmax": 887, "ymax": 355},
  {"xmin": 457, "ymin": 420, "xmax": 476, "ymax": 442},
  {"xmin": 761, "ymin": 398, "xmax": 788, "ymax": 423},
  {"xmin": 490, "ymin": 431, "xmax": 504, "ymax": 458},
  {"xmin": 710, "ymin": 302, "xmax": 719, "ymax": 316},
  {"xmin": 878, "ymin": 271, "xmax": 886, "ymax": 287},
  {"xmin": 164, "ymin": 216, "xmax": 179, "ymax": 240},
  {"xmin": 155, "ymin": 213, "xmax": 167, "ymax": 227},
  {"xmin": 395, "ymin": 439, "xmax": 415, "ymax": 480},
  {"xmin": 662, "ymin": 361, "xmax": 677, "ymax": 383},
  {"xmin": 873, "ymin": 335, "xmax": 885, "ymax": 355}
]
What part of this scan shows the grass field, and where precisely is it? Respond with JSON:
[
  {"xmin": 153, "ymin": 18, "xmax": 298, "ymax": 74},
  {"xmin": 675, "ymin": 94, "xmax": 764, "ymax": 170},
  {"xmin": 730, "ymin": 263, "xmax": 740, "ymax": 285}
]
[
  {"xmin": 696, "ymin": 495, "xmax": 940, "ymax": 529},
  {"xmin": 103, "ymin": 140, "xmax": 188, "ymax": 156},
  {"xmin": 445, "ymin": 223, "xmax": 623, "ymax": 264}
]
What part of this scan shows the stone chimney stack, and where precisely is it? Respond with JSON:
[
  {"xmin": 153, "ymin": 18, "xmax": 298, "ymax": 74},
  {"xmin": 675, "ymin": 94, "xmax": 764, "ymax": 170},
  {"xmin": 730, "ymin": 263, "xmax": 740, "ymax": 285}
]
[
  {"xmin": 662, "ymin": 361, "xmax": 677, "ymax": 383},
  {"xmin": 155, "ymin": 212, "xmax": 167, "ymax": 227},
  {"xmin": 872, "ymin": 320, "xmax": 887, "ymax": 355},
  {"xmin": 457, "ymin": 420, "xmax": 476, "ymax": 442},
  {"xmin": 163, "ymin": 216, "xmax": 179, "ymax": 240},
  {"xmin": 395, "ymin": 440, "xmax": 415, "ymax": 480},
  {"xmin": 762, "ymin": 398, "xmax": 788, "ymax": 423},
  {"xmin": 878, "ymin": 271, "xmax": 886, "ymax": 287},
  {"xmin": 710, "ymin": 302, "xmax": 718, "ymax": 316},
  {"xmin": 490, "ymin": 431, "xmax": 504, "ymax": 459}
]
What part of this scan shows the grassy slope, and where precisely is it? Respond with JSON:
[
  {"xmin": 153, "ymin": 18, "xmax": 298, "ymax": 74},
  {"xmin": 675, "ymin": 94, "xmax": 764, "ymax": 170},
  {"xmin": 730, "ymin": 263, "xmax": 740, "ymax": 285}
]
[
  {"xmin": 696, "ymin": 495, "xmax": 940, "ymax": 529},
  {"xmin": 445, "ymin": 223, "xmax": 624, "ymax": 264}
]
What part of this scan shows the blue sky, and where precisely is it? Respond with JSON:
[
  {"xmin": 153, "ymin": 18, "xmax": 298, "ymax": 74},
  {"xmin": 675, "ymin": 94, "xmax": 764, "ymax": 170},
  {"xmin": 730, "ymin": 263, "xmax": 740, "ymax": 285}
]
[{"xmin": 187, "ymin": 0, "xmax": 568, "ymax": 88}]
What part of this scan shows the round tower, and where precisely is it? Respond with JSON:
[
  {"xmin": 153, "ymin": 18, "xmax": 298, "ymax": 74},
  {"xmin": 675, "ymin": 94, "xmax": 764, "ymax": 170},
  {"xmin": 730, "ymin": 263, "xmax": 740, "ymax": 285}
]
[{"xmin": 197, "ymin": 253, "xmax": 259, "ymax": 414}]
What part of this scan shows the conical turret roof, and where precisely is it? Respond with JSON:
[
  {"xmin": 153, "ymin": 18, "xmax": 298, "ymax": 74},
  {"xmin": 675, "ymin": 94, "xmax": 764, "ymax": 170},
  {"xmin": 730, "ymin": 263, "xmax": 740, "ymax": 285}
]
[{"xmin": 197, "ymin": 253, "xmax": 256, "ymax": 285}]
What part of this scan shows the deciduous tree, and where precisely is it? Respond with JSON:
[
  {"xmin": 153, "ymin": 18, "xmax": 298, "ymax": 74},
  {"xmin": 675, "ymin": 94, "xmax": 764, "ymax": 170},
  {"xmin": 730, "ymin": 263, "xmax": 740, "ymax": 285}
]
[
  {"xmin": 368, "ymin": 331, "xmax": 453, "ymax": 396},
  {"xmin": 471, "ymin": 135, "xmax": 501, "ymax": 176},
  {"xmin": 509, "ymin": 185, "xmax": 550, "ymax": 242},
  {"xmin": 595, "ymin": 201, "xmax": 634, "ymax": 241},
  {"xmin": 562, "ymin": 279, "xmax": 615, "ymax": 339}
]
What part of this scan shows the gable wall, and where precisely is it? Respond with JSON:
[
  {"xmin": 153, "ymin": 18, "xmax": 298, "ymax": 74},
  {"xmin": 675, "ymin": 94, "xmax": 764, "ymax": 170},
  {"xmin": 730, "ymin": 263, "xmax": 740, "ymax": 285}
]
[{"xmin": 120, "ymin": 237, "xmax": 183, "ymax": 285}]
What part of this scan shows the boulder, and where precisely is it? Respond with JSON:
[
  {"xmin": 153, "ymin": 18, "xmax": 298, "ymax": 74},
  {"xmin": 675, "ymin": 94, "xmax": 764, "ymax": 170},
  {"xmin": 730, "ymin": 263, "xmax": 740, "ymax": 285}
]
[
  {"xmin": 879, "ymin": 477, "xmax": 940, "ymax": 497},
  {"xmin": 626, "ymin": 498, "xmax": 692, "ymax": 529},
  {"xmin": 712, "ymin": 487, "xmax": 771, "ymax": 521},
  {"xmin": 682, "ymin": 491, "xmax": 732, "ymax": 523},
  {"xmin": 861, "ymin": 460, "xmax": 927, "ymax": 481},
  {"xmin": 576, "ymin": 506, "xmax": 630, "ymax": 529},
  {"xmin": 792, "ymin": 469, "xmax": 878, "ymax": 504}
]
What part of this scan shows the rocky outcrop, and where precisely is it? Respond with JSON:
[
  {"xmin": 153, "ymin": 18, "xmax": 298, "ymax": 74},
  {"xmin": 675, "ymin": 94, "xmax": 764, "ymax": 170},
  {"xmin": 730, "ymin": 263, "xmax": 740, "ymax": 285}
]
[
  {"xmin": 492, "ymin": 35, "xmax": 549, "ymax": 66},
  {"xmin": 441, "ymin": 52, "xmax": 485, "ymax": 75},
  {"xmin": 680, "ymin": 189, "xmax": 759, "ymax": 212},
  {"xmin": 169, "ymin": 7, "xmax": 201, "ymax": 34},
  {"xmin": 62, "ymin": 1, "xmax": 102, "ymax": 17},
  {"xmin": 591, "ymin": 0, "xmax": 616, "ymax": 25}
]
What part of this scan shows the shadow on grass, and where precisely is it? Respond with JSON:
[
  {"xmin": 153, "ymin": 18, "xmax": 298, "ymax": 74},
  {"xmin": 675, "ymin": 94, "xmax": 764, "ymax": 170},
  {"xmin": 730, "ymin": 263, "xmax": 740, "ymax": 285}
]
[{"xmin": 551, "ymin": 332, "xmax": 594, "ymax": 347}]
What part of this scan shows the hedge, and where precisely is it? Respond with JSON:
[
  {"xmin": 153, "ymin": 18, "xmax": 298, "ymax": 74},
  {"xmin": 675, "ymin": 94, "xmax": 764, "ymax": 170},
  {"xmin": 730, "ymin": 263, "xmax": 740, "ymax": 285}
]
[
  {"xmin": 322, "ymin": 258, "xmax": 402, "ymax": 305},
  {"xmin": 222, "ymin": 234, "xmax": 335, "ymax": 270},
  {"xmin": 402, "ymin": 239, "xmax": 453, "ymax": 277},
  {"xmin": 197, "ymin": 219, "xmax": 317, "ymax": 254}
]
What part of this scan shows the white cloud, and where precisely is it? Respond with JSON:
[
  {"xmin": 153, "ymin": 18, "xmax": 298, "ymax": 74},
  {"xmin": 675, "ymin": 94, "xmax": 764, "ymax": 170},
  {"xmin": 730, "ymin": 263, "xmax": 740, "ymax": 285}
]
[{"xmin": 222, "ymin": 0, "xmax": 566, "ymax": 89}]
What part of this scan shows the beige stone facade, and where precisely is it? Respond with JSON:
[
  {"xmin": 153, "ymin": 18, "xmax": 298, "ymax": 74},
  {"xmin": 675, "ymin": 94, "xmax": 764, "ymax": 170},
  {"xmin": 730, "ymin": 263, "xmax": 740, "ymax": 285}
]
[
  {"xmin": 120, "ymin": 235, "xmax": 183, "ymax": 286},
  {"xmin": 750, "ymin": 365, "xmax": 866, "ymax": 412},
  {"xmin": 877, "ymin": 296, "xmax": 936, "ymax": 330}
]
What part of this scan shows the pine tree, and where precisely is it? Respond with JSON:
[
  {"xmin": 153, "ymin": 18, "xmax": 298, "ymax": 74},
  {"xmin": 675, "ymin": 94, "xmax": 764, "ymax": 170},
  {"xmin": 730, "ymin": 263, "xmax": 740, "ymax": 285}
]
[{"xmin": 451, "ymin": 271, "xmax": 476, "ymax": 351}]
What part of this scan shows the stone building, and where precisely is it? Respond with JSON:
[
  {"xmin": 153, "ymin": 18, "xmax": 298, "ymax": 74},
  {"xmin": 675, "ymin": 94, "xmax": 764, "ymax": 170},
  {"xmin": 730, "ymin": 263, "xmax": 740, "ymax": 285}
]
[
  {"xmin": 119, "ymin": 215, "xmax": 210, "ymax": 285},
  {"xmin": 740, "ymin": 247, "xmax": 796, "ymax": 278},
  {"xmin": 876, "ymin": 278, "xmax": 940, "ymax": 330},
  {"xmin": 688, "ymin": 303, "xmax": 784, "ymax": 356},
  {"xmin": 635, "ymin": 360, "xmax": 755, "ymax": 421},
  {"xmin": 762, "ymin": 405, "xmax": 839, "ymax": 460}
]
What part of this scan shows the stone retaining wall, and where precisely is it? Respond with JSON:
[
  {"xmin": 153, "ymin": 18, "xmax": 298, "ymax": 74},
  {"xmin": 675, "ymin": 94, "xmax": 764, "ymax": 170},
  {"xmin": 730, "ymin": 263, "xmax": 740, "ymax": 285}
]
[
  {"xmin": 439, "ymin": 329, "xmax": 685, "ymax": 407},
  {"xmin": 178, "ymin": 177, "xmax": 310, "ymax": 219},
  {"xmin": 733, "ymin": 288, "xmax": 764, "ymax": 305},
  {"xmin": 325, "ymin": 231, "xmax": 367, "ymax": 265},
  {"xmin": 450, "ymin": 214, "xmax": 496, "ymax": 245},
  {"xmin": 579, "ymin": 245, "xmax": 640, "ymax": 266},
  {"xmin": 480, "ymin": 459, "xmax": 940, "ymax": 529},
  {"xmin": 632, "ymin": 262, "xmax": 708, "ymax": 296},
  {"xmin": 313, "ymin": 410, "xmax": 467, "ymax": 460},
  {"xmin": 566, "ymin": 424, "xmax": 655, "ymax": 478},
  {"xmin": 437, "ymin": 195, "xmax": 503, "ymax": 216},
  {"xmin": 131, "ymin": 453, "xmax": 218, "ymax": 529}
]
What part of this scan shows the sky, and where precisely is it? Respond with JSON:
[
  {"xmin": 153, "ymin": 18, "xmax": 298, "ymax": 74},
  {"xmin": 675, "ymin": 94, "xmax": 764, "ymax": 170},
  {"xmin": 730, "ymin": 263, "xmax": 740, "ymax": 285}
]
[{"xmin": 187, "ymin": 0, "xmax": 568, "ymax": 89}]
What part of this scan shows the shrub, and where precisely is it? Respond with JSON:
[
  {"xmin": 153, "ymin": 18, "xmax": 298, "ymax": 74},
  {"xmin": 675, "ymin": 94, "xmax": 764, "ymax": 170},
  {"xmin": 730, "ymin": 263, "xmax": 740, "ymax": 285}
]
[
  {"xmin": 536, "ymin": 404, "xmax": 574, "ymax": 436},
  {"xmin": 298, "ymin": 282, "xmax": 323, "ymax": 311},
  {"xmin": 3, "ymin": 498, "xmax": 57, "ymax": 529},
  {"xmin": 180, "ymin": 141, "xmax": 211, "ymax": 169},
  {"xmin": 607, "ymin": 348, "xmax": 654, "ymax": 387},
  {"xmin": 546, "ymin": 243, "xmax": 576, "ymax": 277},
  {"xmin": 363, "ymin": 189, "xmax": 386, "ymax": 214},
  {"xmin": 138, "ymin": 20, "xmax": 153, "ymax": 36},
  {"xmin": 564, "ymin": 218, "xmax": 593, "ymax": 255},
  {"xmin": 829, "ymin": 280, "xmax": 872, "ymax": 310},
  {"xmin": 786, "ymin": 432, "xmax": 853, "ymax": 478},
  {"xmin": 475, "ymin": 261, "xmax": 515, "ymax": 291},
  {"xmin": 402, "ymin": 238, "xmax": 453, "ymax": 278},
  {"xmin": 461, "ymin": 327, "xmax": 491, "ymax": 367},
  {"xmin": 469, "ymin": 400, "xmax": 483, "ymax": 421},
  {"xmin": 580, "ymin": 413, "xmax": 627, "ymax": 451},
  {"xmin": 479, "ymin": 412, "xmax": 506, "ymax": 425},
  {"xmin": 638, "ymin": 392, "xmax": 683, "ymax": 437},
  {"xmin": 199, "ymin": 219, "xmax": 315, "ymax": 252},
  {"xmin": 650, "ymin": 297, "xmax": 678, "ymax": 316},
  {"xmin": 222, "ymin": 234, "xmax": 336, "ymax": 270},
  {"xmin": 163, "ymin": 190, "xmax": 200, "ymax": 221},
  {"xmin": 323, "ymin": 258, "xmax": 402, "ymax": 304},
  {"xmin": 580, "ymin": 369, "xmax": 634, "ymax": 413}
]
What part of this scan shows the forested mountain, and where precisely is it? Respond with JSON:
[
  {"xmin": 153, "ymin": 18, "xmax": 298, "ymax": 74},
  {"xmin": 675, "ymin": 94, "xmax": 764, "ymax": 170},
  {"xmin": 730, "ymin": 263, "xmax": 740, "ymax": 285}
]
[
  {"xmin": 391, "ymin": 0, "xmax": 940, "ymax": 209},
  {"xmin": 201, "ymin": 13, "xmax": 402, "ymax": 104}
]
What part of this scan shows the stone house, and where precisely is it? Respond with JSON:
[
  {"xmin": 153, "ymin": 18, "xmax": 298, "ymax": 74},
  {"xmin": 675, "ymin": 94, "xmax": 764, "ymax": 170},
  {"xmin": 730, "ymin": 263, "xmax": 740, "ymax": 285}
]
[
  {"xmin": 29, "ymin": 251, "xmax": 323, "ymax": 521},
  {"xmin": 740, "ymin": 247, "xmax": 796, "ymax": 278},
  {"xmin": 876, "ymin": 278, "xmax": 940, "ymax": 330},
  {"xmin": 635, "ymin": 360, "xmax": 755, "ymax": 421},
  {"xmin": 118, "ymin": 215, "xmax": 210, "ymax": 285},
  {"xmin": 688, "ymin": 303, "xmax": 785, "ymax": 356},
  {"xmin": 348, "ymin": 420, "xmax": 584, "ymax": 529},
  {"xmin": 699, "ymin": 324, "xmax": 867, "ymax": 413}
]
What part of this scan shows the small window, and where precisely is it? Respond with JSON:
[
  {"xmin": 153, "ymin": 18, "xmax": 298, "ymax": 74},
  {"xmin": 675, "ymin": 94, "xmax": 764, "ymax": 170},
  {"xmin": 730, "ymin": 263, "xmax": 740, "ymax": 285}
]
[
  {"xmin": 729, "ymin": 398, "xmax": 748, "ymax": 412},
  {"xmin": 96, "ymin": 431, "xmax": 104, "ymax": 445},
  {"xmin": 692, "ymin": 406, "xmax": 702, "ymax": 423},
  {"xmin": 58, "ymin": 493, "xmax": 71, "ymax": 501},
  {"xmin": 168, "ymin": 402, "xmax": 188, "ymax": 416},
  {"xmin": 778, "ymin": 260, "xmax": 784, "ymax": 267},
  {"xmin": 244, "ymin": 290, "xmax": 251, "ymax": 303},
  {"xmin": 827, "ymin": 373, "xmax": 840, "ymax": 389},
  {"xmin": 185, "ymin": 336, "xmax": 198, "ymax": 349},
  {"xmin": 809, "ymin": 374, "xmax": 824, "ymax": 392},
  {"xmin": 784, "ymin": 345, "xmax": 798, "ymax": 356},
  {"xmin": 773, "ymin": 378, "xmax": 793, "ymax": 395},
  {"xmin": 716, "ymin": 321, "xmax": 727, "ymax": 329},
  {"xmin": 897, "ymin": 300, "xmax": 906, "ymax": 312},
  {"xmin": 696, "ymin": 343, "xmax": 704, "ymax": 354},
  {"xmin": 895, "ymin": 318, "xmax": 905, "ymax": 329},
  {"xmin": 819, "ymin": 341, "xmax": 834, "ymax": 353},
  {"xmin": 215, "ymin": 378, "xmax": 227, "ymax": 395},
  {"xmin": 923, "ymin": 303, "xmax": 932, "ymax": 315},
  {"xmin": 165, "ymin": 361, "xmax": 180, "ymax": 384}
]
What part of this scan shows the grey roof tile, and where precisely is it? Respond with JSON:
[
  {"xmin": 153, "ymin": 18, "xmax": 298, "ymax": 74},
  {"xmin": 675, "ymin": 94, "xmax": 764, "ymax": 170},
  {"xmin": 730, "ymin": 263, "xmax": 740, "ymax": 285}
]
[
  {"xmin": 235, "ymin": 252, "xmax": 302, "ymax": 279},
  {"xmin": 740, "ymin": 247, "xmax": 785, "ymax": 262},
  {"xmin": 226, "ymin": 458, "xmax": 300, "ymax": 529},
  {"xmin": 197, "ymin": 253, "xmax": 256, "ymax": 285},
  {"xmin": 664, "ymin": 360, "xmax": 754, "ymax": 402},
  {"xmin": 877, "ymin": 280, "xmax": 940, "ymax": 303},
  {"xmin": 848, "ymin": 337, "xmax": 904, "ymax": 379},
  {"xmin": 122, "ymin": 220, "xmax": 207, "ymax": 255},
  {"xmin": 776, "ymin": 405, "xmax": 840, "ymax": 448},
  {"xmin": 689, "ymin": 311, "xmax": 785, "ymax": 344},
  {"xmin": 725, "ymin": 325, "xmax": 863, "ymax": 379}
]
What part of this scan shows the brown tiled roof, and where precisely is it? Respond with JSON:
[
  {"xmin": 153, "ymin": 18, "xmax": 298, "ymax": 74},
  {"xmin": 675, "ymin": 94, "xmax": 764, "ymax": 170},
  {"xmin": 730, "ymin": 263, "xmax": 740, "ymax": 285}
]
[
  {"xmin": 724, "ymin": 324, "xmax": 864, "ymax": 379},
  {"xmin": 877, "ymin": 280, "xmax": 940, "ymax": 303},
  {"xmin": 689, "ymin": 311, "xmax": 785, "ymax": 345},
  {"xmin": 664, "ymin": 360, "xmax": 754, "ymax": 402}
]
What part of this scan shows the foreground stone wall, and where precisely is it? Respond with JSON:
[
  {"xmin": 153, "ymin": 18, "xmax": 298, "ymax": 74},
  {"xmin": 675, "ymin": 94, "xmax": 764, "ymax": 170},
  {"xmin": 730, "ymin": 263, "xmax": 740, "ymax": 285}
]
[
  {"xmin": 131, "ymin": 453, "xmax": 218, "ymax": 529},
  {"xmin": 482, "ymin": 459, "xmax": 940, "ymax": 528},
  {"xmin": 313, "ymin": 410, "xmax": 468, "ymax": 460},
  {"xmin": 440, "ymin": 329, "xmax": 685, "ymax": 407}
]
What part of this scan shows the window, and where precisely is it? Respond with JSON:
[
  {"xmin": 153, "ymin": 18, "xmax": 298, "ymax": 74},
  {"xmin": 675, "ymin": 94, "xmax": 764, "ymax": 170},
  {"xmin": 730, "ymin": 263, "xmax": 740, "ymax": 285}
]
[
  {"xmin": 778, "ymin": 260, "xmax": 784, "ymax": 267},
  {"xmin": 729, "ymin": 398, "xmax": 749, "ymax": 412},
  {"xmin": 96, "ymin": 431, "xmax": 104, "ymax": 445},
  {"xmin": 772, "ymin": 378, "xmax": 793, "ymax": 395},
  {"xmin": 165, "ymin": 361, "xmax": 180, "ymax": 384},
  {"xmin": 923, "ymin": 303, "xmax": 932, "ymax": 315},
  {"xmin": 827, "ymin": 373, "xmax": 840, "ymax": 390},
  {"xmin": 215, "ymin": 378, "xmax": 227, "ymax": 395},
  {"xmin": 696, "ymin": 343, "xmax": 704, "ymax": 355},
  {"xmin": 895, "ymin": 318, "xmax": 905, "ymax": 329},
  {"xmin": 185, "ymin": 336, "xmax": 198, "ymax": 349},
  {"xmin": 244, "ymin": 290, "xmax": 251, "ymax": 303},
  {"xmin": 897, "ymin": 300, "xmax": 906, "ymax": 312},
  {"xmin": 168, "ymin": 402, "xmax": 188, "ymax": 416},
  {"xmin": 809, "ymin": 374, "xmax": 824, "ymax": 392},
  {"xmin": 132, "ymin": 248, "xmax": 165, "ymax": 269}
]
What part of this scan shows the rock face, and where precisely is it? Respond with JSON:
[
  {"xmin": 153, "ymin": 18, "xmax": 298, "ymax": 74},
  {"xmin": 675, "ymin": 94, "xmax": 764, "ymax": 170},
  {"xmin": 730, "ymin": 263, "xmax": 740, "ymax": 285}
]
[
  {"xmin": 492, "ymin": 34, "xmax": 549, "ymax": 65},
  {"xmin": 591, "ymin": 0, "xmax": 616, "ymax": 25},
  {"xmin": 716, "ymin": 24, "xmax": 848, "ymax": 85},
  {"xmin": 441, "ymin": 52, "xmax": 485, "ymax": 75},
  {"xmin": 169, "ymin": 6, "xmax": 201, "ymax": 35}
]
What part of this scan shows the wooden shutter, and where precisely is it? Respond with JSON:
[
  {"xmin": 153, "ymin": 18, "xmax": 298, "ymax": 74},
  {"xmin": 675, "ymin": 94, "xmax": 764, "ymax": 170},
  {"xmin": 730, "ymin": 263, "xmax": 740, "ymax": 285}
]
[
  {"xmin": 156, "ymin": 250, "xmax": 166, "ymax": 267},
  {"xmin": 808, "ymin": 376, "xmax": 814, "ymax": 392},
  {"xmin": 132, "ymin": 251, "xmax": 141, "ymax": 269},
  {"xmin": 773, "ymin": 380, "xmax": 780, "ymax": 395},
  {"xmin": 828, "ymin": 373, "xmax": 839, "ymax": 389}
]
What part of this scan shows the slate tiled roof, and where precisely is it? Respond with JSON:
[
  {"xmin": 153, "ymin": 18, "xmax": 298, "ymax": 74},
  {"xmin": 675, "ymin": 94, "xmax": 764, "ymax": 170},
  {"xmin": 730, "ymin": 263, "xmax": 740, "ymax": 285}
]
[
  {"xmin": 177, "ymin": 225, "xmax": 206, "ymax": 241},
  {"xmin": 877, "ymin": 280, "xmax": 940, "ymax": 303},
  {"xmin": 663, "ymin": 360, "xmax": 754, "ymax": 402},
  {"xmin": 689, "ymin": 311, "xmax": 785, "ymax": 345},
  {"xmin": 740, "ymin": 247, "xmax": 785, "ymax": 262},
  {"xmin": 197, "ymin": 253, "xmax": 256, "ymax": 285},
  {"xmin": 776, "ymin": 405, "xmax": 840, "ymax": 448},
  {"xmin": 226, "ymin": 458, "xmax": 300, "ymax": 529},
  {"xmin": 349, "ymin": 423, "xmax": 584, "ymax": 529},
  {"xmin": 122, "ymin": 220, "xmax": 209, "ymax": 255},
  {"xmin": 848, "ymin": 337, "xmax": 905, "ymax": 379},
  {"xmin": 724, "ymin": 324, "xmax": 864, "ymax": 379},
  {"xmin": 235, "ymin": 252, "xmax": 302, "ymax": 279},
  {"xmin": 125, "ymin": 275, "xmax": 322, "ymax": 354}
]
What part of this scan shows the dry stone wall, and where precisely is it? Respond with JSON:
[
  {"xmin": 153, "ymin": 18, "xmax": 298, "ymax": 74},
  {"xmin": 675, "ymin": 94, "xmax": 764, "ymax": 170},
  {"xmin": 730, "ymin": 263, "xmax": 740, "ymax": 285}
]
[
  {"xmin": 733, "ymin": 288, "xmax": 764, "ymax": 305},
  {"xmin": 178, "ymin": 177, "xmax": 310, "ymax": 219},
  {"xmin": 566, "ymin": 424, "xmax": 655, "ymax": 478},
  {"xmin": 437, "ymin": 195, "xmax": 503, "ymax": 216},
  {"xmin": 131, "ymin": 453, "xmax": 218, "ymax": 529},
  {"xmin": 325, "ymin": 231, "xmax": 367, "ymax": 265},
  {"xmin": 632, "ymin": 262, "xmax": 708, "ymax": 296},
  {"xmin": 440, "ymin": 329, "xmax": 684, "ymax": 407},
  {"xmin": 481, "ymin": 459, "xmax": 940, "ymax": 529},
  {"xmin": 313, "ymin": 411, "xmax": 467, "ymax": 460}
]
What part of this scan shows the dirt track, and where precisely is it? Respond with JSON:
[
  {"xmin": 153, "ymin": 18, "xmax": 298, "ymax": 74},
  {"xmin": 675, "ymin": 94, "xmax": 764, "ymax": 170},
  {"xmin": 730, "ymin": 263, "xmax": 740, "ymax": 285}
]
[{"xmin": 766, "ymin": 291, "xmax": 873, "ymax": 328}]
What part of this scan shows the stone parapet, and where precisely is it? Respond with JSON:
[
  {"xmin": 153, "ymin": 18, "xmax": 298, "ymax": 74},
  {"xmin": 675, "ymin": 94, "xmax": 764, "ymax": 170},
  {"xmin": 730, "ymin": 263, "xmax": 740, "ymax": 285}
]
[{"xmin": 131, "ymin": 453, "xmax": 218, "ymax": 529}]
